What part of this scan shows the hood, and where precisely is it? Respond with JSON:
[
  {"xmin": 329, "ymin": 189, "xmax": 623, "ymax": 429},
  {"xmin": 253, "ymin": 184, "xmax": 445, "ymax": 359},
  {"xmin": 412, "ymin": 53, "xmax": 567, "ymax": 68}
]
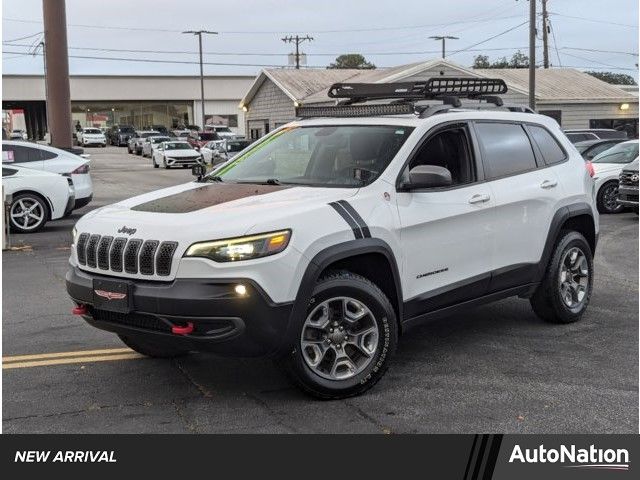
[
  {"xmin": 163, "ymin": 149, "xmax": 200, "ymax": 158},
  {"xmin": 83, "ymin": 133, "xmax": 105, "ymax": 138},
  {"xmin": 77, "ymin": 181, "xmax": 358, "ymax": 245}
]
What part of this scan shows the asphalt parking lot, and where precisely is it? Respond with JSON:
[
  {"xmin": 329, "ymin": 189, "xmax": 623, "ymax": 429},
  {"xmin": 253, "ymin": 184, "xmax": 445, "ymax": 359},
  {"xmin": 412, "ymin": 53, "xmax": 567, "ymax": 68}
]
[{"xmin": 2, "ymin": 146, "xmax": 638, "ymax": 433}]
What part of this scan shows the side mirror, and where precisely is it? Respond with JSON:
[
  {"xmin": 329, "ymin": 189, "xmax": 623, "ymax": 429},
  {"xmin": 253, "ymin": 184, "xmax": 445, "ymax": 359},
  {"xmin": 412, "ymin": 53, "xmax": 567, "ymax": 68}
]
[
  {"xmin": 403, "ymin": 165, "xmax": 452, "ymax": 190},
  {"xmin": 192, "ymin": 163, "xmax": 206, "ymax": 179}
]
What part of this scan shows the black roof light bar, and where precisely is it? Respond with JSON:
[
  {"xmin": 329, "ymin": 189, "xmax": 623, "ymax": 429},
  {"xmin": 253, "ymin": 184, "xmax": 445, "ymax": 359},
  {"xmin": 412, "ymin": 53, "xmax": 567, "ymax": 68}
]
[{"xmin": 295, "ymin": 77, "xmax": 527, "ymax": 118}]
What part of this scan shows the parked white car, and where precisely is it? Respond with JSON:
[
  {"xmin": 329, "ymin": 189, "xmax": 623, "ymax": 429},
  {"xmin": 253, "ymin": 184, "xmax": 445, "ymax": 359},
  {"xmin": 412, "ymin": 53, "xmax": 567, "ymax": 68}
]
[
  {"xmin": 2, "ymin": 165, "xmax": 75, "ymax": 232},
  {"xmin": 142, "ymin": 136, "xmax": 171, "ymax": 158},
  {"xmin": 2, "ymin": 140, "xmax": 94, "ymax": 212},
  {"xmin": 152, "ymin": 141, "xmax": 202, "ymax": 169},
  {"xmin": 129, "ymin": 131, "xmax": 161, "ymax": 155},
  {"xmin": 9, "ymin": 129, "xmax": 28, "ymax": 140},
  {"xmin": 77, "ymin": 127, "xmax": 107, "ymax": 147},
  {"xmin": 199, "ymin": 140, "xmax": 225, "ymax": 164},
  {"xmin": 204, "ymin": 125, "xmax": 237, "ymax": 139},
  {"xmin": 591, "ymin": 139, "xmax": 639, "ymax": 214}
]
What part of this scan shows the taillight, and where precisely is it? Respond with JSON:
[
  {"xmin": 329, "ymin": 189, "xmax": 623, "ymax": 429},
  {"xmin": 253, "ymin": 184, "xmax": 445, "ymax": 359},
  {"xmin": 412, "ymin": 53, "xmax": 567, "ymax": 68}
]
[
  {"xmin": 585, "ymin": 161, "xmax": 595, "ymax": 178},
  {"xmin": 70, "ymin": 164, "xmax": 90, "ymax": 174}
]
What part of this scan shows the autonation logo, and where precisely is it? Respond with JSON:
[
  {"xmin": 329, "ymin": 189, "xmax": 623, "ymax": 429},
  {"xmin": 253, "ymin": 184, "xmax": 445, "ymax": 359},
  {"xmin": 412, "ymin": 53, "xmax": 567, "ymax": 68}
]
[{"xmin": 509, "ymin": 444, "xmax": 630, "ymax": 471}]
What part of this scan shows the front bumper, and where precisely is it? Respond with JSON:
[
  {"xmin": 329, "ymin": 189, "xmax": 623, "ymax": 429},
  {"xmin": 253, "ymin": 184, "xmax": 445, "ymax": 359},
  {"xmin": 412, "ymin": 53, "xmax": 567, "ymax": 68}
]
[
  {"xmin": 65, "ymin": 266, "xmax": 293, "ymax": 357},
  {"xmin": 166, "ymin": 157, "xmax": 202, "ymax": 166},
  {"xmin": 617, "ymin": 185, "xmax": 638, "ymax": 207}
]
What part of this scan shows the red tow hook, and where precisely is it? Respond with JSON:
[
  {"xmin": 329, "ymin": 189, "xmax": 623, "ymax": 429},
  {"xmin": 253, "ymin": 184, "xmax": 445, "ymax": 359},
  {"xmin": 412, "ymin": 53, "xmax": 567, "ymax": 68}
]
[
  {"xmin": 72, "ymin": 304, "xmax": 88, "ymax": 315},
  {"xmin": 172, "ymin": 322, "xmax": 194, "ymax": 335}
]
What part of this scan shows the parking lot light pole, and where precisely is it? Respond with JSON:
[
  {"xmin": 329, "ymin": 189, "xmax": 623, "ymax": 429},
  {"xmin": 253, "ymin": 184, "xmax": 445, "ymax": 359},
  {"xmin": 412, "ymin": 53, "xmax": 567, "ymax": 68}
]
[{"xmin": 182, "ymin": 30, "xmax": 218, "ymax": 129}]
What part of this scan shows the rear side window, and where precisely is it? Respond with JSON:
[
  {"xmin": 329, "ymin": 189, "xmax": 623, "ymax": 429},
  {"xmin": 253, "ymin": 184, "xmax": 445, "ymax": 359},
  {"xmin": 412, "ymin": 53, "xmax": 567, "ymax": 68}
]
[
  {"xmin": 2, "ymin": 144, "xmax": 38, "ymax": 163},
  {"xmin": 39, "ymin": 149, "xmax": 58, "ymax": 160},
  {"xmin": 475, "ymin": 122, "xmax": 537, "ymax": 179},
  {"xmin": 528, "ymin": 125, "xmax": 566, "ymax": 165}
]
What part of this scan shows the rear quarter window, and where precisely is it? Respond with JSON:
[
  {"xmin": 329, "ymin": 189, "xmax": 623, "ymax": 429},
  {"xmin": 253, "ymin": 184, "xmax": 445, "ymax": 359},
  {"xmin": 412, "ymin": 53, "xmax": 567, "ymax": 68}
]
[
  {"xmin": 475, "ymin": 122, "xmax": 537, "ymax": 179},
  {"xmin": 528, "ymin": 125, "xmax": 567, "ymax": 165}
]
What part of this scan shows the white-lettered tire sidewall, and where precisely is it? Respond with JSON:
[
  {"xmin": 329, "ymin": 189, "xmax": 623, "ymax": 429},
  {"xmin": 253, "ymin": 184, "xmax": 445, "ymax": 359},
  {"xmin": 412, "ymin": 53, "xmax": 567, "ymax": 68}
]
[{"xmin": 288, "ymin": 274, "xmax": 397, "ymax": 397}]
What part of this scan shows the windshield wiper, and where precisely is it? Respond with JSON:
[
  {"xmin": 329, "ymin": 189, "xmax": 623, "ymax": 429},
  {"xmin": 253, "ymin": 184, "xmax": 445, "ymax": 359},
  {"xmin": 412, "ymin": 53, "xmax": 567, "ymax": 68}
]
[
  {"xmin": 202, "ymin": 175, "xmax": 224, "ymax": 183},
  {"xmin": 236, "ymin": 178, "xmax": 282, "ymax": 185}
]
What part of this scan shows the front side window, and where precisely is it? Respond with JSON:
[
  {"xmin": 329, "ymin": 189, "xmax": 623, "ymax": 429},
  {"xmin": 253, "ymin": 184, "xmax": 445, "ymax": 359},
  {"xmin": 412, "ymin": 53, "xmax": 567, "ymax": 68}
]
[
  {"xmin": 592, "ymin": 142, "xmax": 639, "ymax": 164},
  {"xmin": 475, "ymin": 122, "xmax": 537, "ymax": 179},
  {"xmin": 212, "ymin": 125, "xmax": 414, "ymax": 187}
]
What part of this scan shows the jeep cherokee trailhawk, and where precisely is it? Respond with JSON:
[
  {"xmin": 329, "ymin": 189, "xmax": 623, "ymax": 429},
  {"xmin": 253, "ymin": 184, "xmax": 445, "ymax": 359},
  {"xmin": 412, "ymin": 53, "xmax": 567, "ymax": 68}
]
[{"xmin": 66, "ymin": 79, "xmax": 598, "ymax": 398}]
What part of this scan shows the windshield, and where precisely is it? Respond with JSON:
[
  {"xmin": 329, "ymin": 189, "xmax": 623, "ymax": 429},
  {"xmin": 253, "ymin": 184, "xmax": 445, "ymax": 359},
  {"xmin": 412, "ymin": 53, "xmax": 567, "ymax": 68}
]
[
  {"xmin": 151, "ymin": 136, "xmax": 170, "ymax": 143},
  {"xmin": 164, "ymin": 142, "xmax": 192, "ymax": 150},
  {"xmin": 84, "ymin": 128, "xmax": 102, "ymax": 134},
  {"xmin": 119, "ymin": 126, "xmax": 135, "ymax": 133},
  {"xmin": 592, "ymin": 142, "xmax": 639, "ymax": 164},
  {"xmin": 211, "ymin": 125, "xmax": 414, "ymax": 187},
  {"xmin": 198, "ymin": 132, "xmax": 218, "ymax": 141},
  {"xmin": 227, "ymin": 141, "xmax": 250, "ymax": 152},
  {"xmin": 140, "ymin": 132, "xmax": 159, "ymax": 138}
]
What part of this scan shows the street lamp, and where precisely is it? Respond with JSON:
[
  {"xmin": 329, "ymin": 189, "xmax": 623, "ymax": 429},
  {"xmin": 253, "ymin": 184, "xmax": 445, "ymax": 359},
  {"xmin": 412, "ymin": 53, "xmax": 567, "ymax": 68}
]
[{"xmin": 182, "ymin": 30, "xmax": 218, "ymax": 129}]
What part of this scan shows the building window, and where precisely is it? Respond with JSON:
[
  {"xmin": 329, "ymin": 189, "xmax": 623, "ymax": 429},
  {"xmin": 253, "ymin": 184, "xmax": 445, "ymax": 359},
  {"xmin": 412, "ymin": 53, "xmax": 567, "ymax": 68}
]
[
  {"xmin": 539, "ymin": 110, "xmax": 562, "ymax": 126},
  {"xmin": 250, "ymin": 128, "xmax": 262, "ymax": 140},
  {"xmin": 590, "ymin": 118, "xmax": 638, "ymax": 139}
]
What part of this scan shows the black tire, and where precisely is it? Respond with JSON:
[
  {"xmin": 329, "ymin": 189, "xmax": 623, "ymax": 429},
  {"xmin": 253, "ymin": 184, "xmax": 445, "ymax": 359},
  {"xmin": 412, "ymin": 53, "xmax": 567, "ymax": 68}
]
[
  {"xmin": 163, "ymin": 158, "xmax": 170, "ymax": 169},
  {"xmin": 530, "ymin": 231, "xmax": 593, "ymax": 324},
  {"xmin": 127, "ymin": 145, "xmax": 132, "ymax": 154},
  {"xmin": 9, "ymin": 192, "xmax": 50, "ymax": 233},
  {"xmin": 597, "ymin": 181, "xmax": 623, "ymax": 214},
  {"xmin": 277, "ymin": 270, "xmax": 398, "ymax": 399},
  {"xmin": 136, "ymin": 148, "xmax": 142, "ymax": 156},
  {"xmin": 118, "ymin": 334, "xmax": 189, "ymax": 359}
]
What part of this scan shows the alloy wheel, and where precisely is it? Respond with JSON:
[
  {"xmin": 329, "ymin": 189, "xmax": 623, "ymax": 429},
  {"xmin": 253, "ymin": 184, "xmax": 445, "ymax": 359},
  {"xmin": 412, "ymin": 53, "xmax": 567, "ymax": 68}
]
[
  {"xmin": 558, "ymin": 247, "xmax": 589, "ymax": 309},
  {"xmin": 602, "ymin": 183, "xmax": 621, "ymax": 213},
  {"xmin": 11, "ymin": 197, "xmax": 45, "ymax": 231},
  {"xmin": 300, "ymin": 296, "xmax": 379, "ymax": 381}
]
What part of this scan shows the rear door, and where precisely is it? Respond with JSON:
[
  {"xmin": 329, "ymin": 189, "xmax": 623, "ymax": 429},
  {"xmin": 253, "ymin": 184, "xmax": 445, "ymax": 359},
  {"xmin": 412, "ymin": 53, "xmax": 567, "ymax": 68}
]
[{"xmin": 474, "ymin": 121, "xmax": 565, "ymax": 291}]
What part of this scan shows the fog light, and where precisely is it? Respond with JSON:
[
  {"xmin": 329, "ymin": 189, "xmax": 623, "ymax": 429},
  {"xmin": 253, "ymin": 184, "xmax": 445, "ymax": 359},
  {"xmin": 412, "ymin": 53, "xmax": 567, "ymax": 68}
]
[{"xmin": 235, "ymin": 284, "xmax": 247, "ymax": 296}]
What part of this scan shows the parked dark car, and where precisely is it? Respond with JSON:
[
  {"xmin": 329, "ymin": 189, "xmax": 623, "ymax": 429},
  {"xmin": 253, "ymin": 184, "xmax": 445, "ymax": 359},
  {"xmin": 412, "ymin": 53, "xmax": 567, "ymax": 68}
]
[
  {"xmin": 108, "ymin": 125, "xmax": 136, "ymax": 146},
  {"xmin": 564, "ymin": 128, "xmax": 628, "ymax": 144},
  {"xmin": 617, "ymin": 158, "xmax": 639, "ymax": 212},
  {"xmin": 150, "ymin": 125, "xmax": 169, "ymax": 136},
  {"xmin": 574, "ymin": 139, "xmax": 625, "ymax": 160}
]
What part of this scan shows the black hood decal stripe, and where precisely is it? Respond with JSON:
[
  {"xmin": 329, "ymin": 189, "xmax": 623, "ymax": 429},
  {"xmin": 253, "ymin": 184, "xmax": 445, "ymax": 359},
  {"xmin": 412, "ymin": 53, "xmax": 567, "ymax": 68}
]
[
  {"xmin": 131, "ymin": 183, "xmax": 291, "ymax": 213},
  {"xmin": 328, "ymin": 200, "xmax": 371, "ymax": 239}
]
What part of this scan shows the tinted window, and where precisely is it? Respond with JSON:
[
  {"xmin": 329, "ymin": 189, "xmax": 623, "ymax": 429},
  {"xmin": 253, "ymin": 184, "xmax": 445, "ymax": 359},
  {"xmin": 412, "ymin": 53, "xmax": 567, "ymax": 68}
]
[
  {"xmin": 592, "ymin": 142, "xmax": 639, "ymax": 164},
  {"xmin": 39, "ymin": 149, "xmax": 58, "ymax": 160},
  {"xmin": 2, "ymin": 167, "xmax": 17, "ymax": 176},
  {"xmin": 585, "ymin": 142, "xmax": 617, "ymax": 160},
  {"xmin": 476, "ymin": 123, "xmax": 537, "ymax": 179},
  {"xmin": 529, "ymin": 125, "xmax": 566, "ymax": 165},
  {"xmin": 2, "ymin": 144, "xmax": 39, "ymax": 163}
]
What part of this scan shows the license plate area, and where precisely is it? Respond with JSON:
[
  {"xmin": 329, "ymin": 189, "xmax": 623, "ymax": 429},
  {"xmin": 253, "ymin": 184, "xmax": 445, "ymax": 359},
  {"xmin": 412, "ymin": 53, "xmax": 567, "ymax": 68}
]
[{"xmin": 92, "ymin": 278, "xmax": 132, "ymax": 313}]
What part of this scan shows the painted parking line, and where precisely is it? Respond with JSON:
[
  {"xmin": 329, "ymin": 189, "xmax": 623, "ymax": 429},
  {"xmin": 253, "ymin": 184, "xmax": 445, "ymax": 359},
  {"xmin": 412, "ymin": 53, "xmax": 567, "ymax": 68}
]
[{"xmin": 3, "ymin": 347, "xmax": 144, "ymax": 370}]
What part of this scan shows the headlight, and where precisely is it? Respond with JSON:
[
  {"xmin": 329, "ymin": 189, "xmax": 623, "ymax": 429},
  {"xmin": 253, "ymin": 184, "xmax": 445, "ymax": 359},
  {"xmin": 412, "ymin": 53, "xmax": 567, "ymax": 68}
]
[{"xmin": 184, "ymin": 230, "xmax": 291, "ymax": 262}]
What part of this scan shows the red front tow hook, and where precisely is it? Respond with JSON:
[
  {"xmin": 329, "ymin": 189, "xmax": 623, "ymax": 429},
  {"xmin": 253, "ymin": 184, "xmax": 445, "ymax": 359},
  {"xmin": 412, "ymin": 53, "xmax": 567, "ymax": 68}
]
[
  {"xmin": 172, "ymin": 322, "xmax": 194, "ymax": 335},
  {"xmin": 72, "ymin": 304, "xmax": 88, "ymax": 315}
]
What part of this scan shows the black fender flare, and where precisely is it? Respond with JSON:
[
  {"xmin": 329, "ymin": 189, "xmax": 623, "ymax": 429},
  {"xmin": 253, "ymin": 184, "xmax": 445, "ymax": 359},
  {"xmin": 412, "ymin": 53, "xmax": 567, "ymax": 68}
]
[
  {"xmin": 282, "ymin": 238, "xmax": 403, "ymax": 350},
  {"xmin": 536, "ymin": 202, "xmax": 597, "ymax": 281}
]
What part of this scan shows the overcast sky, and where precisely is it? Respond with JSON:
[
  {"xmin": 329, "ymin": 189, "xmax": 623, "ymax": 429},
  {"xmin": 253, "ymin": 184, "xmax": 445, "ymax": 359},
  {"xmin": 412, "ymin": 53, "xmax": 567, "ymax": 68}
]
[{"xmin": 2, "ymin": 0, "xmax": 638, "ymax": 80}]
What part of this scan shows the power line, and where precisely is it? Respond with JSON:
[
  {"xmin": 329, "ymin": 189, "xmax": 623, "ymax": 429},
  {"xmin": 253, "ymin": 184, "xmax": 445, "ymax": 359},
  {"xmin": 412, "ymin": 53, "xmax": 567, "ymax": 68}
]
[
  {"xmin": 549, "ymin": 12, "xmax": 638, "ymax": 28},
  {"xmin": 448, "ymin": 21, "xmax": 529, "ymax": 56},
  {"xmin": 561, "ymin": 47, "xmax": 638, "ymax": 57},
  {"xmin": 560, "ymin": 51, "xmax": 636, "ymax": 71},
  {"xmin": 2, "ymin": 31, "xmax": 43, "ymax": 42},
  {"xmin": 548, "ymin": 19, "xmax": 562, "ymax": 67}
]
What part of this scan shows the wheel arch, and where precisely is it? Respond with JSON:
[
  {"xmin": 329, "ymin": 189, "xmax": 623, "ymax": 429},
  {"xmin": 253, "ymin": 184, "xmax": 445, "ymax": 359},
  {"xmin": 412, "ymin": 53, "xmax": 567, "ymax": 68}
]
[
  {"xmin": 289, "ymin": 238, "xmax": 403, "ymax": 338},
  {"xmin": 537, "ymin": 203, "xmax": 597, "ymax": 281},
  {"xmin": 11, "ymin": 189, "xmax": 53, "ymax": 220}
]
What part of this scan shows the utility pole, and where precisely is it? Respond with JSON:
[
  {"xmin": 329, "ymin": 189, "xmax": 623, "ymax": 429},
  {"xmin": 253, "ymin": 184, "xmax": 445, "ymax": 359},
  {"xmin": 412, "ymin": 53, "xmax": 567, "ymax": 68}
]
[
  {"xmin": 182, "ymin": 30, "xmax": 218, "ymax": 128},
  {"xmin": 429, "ymin": 35, "xmax": 459, "ymax": 58},
  {"xmin": 528, "ymin": 0, "xmax": 536, "ymax": 110},
  {"xmin": 542, "ymin": 0, "xmax": 549, "ymax": 68},
  {"xmin": 282, "ymin": 35, "xmax": 313, "ymax": 69},
  {"xmin": 42, "ymin": 0, "xmax": 72, "ymax": 149}
]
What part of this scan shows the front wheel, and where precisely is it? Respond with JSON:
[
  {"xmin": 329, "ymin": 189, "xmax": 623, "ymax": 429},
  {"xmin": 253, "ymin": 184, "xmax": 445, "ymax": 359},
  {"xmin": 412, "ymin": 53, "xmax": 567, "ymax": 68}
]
[
  {"xmin": 597, "ymin": 181, "xmax": 623, "ymax": 214},
  {"xmin": 118, "ymin": 335, "xmax": 189, "ymax": 358},
  {"xmin": 530, "ymin": 231, "xmax": 593, "ymax": 324},
  {"xmin": 278, "ymin": 271, "xmax": 398, "ymax": 399}
]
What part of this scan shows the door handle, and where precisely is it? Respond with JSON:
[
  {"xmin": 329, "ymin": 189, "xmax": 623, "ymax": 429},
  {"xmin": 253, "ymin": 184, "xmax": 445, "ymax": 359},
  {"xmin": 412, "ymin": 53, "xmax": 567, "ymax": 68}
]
[
  {"xmin": 540, "ymin": 180, "xmax": 558, "ymax": 189},
  {"xmin": 468, "ymin": 193, "xmax": 490, "ymax": 204}
]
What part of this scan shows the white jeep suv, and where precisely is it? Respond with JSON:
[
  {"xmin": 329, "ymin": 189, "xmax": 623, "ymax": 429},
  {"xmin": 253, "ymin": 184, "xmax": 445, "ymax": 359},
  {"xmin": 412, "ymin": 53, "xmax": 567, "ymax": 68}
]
[{"xmin": 66, "ymin": 79, "xmax": 598, "ymax": 399}]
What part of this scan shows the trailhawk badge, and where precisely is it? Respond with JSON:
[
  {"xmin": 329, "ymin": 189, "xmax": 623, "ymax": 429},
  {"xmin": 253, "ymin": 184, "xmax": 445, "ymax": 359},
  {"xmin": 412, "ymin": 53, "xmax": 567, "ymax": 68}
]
[{"xmin": 94, "ymin": 289, "xmax": 127, "ymax": 301}]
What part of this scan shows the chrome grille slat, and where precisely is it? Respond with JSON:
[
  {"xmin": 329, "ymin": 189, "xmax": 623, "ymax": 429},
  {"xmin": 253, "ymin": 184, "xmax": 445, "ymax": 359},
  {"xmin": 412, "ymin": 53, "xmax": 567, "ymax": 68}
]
[
  {"xmin": 77, "ymin": 233, "xmax": 177, "ymax": 277},
  {"xmin": 97, "ymin": 236, "xmax": 113, "ymax": 270},
  {"xmin": 86, "ymin": 234, "xmax": 101, "ymax": 268}
]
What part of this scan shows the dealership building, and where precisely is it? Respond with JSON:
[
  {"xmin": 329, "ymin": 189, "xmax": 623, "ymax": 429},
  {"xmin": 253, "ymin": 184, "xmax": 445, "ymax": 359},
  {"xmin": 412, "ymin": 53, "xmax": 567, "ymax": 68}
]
[{"xmin": 2, "ymin": 74, "xmax": 254, "ymax": 140}]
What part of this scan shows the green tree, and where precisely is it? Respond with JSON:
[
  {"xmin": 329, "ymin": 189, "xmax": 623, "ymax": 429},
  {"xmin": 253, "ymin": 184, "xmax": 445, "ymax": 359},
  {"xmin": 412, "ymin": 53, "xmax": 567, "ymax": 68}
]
[
  {"xmin": 585, "ymin": 71, "xmax": 637, "ymax": 85},
  {"xmin": 473, "ymin": 51, "xmax": 529, "ymax": 69},
  {"xmin": 473, "ymin": 55, "xmax": 490, "ymax": 68},
  {"xmin": 328, "ymin": 54, "xmax": 375, "ymax": 69}
]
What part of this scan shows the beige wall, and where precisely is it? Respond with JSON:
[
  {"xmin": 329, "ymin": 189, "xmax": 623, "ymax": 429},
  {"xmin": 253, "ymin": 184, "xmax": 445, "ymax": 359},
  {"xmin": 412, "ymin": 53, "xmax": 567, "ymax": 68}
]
[
  {"xmin": 537, "ymin": 102, "xmax": 639, "ymax": 129},
  {"xmin": 244, "ymin": 78, "xmax": 296, "ymax": 138}
]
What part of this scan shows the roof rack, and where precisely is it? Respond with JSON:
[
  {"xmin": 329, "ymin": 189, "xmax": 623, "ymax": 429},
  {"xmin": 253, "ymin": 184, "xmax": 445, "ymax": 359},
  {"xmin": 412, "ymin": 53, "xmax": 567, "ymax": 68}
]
[{"xmin": 294, "ymin": 77, "xmax": 535, "ymax": 119}]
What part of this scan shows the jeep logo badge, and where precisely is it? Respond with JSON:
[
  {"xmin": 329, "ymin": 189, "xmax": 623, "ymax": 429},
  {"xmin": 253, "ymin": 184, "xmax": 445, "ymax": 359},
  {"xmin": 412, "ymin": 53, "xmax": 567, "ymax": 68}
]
[{"xmin": 117, "ymin": 226, "xmax": 137, "ymax": 235}]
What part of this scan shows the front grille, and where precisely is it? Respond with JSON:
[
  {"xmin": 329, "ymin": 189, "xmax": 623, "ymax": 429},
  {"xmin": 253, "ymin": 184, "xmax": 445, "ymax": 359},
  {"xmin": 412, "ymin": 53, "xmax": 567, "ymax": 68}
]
[
  {"xmin": 619, "ymin": 171, "xmax": 639, "ymax": 186},
  {"xmin": 77, "ymin": 233, "xmax": 178, "ymax": 277}
]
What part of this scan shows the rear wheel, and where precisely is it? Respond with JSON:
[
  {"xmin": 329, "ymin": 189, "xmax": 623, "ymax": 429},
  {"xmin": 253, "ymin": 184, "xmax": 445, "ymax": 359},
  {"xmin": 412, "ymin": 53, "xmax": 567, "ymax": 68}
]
[
  {"xmin": 278, "ymin": 271, "xmax": 398, "ymax": 399},
  {"xmin": 118, "ymin": 335, "xmax": 189, "ymax": 358},
  {"xmin": 9, "ymin": 193, "xmax": 49, "ymax": 233},
  {"xmin": 530, "ymin": 231, "xmax": 593, "ymax": 324},
  {"xmin": 597, "ymin": 181, "xmax": 623, "ymax": 214}
]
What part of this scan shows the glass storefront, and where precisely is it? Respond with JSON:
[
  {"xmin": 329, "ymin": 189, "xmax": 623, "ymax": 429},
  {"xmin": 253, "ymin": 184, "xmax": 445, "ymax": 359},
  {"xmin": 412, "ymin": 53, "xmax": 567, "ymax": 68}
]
[{"xmin": 71, "ymin": 101, "xmax": 193, "ymax": 130}]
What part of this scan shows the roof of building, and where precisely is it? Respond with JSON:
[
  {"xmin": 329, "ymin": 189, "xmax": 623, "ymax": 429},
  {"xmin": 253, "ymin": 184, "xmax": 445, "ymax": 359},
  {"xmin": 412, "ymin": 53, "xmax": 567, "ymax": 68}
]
[
  {"xmin": 241, "ymin": 59, "xmax": 637, "ymax": 107},
  {"xmin": 474, "ymin": 68, "xmax": 636, "ymax": 103}
]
